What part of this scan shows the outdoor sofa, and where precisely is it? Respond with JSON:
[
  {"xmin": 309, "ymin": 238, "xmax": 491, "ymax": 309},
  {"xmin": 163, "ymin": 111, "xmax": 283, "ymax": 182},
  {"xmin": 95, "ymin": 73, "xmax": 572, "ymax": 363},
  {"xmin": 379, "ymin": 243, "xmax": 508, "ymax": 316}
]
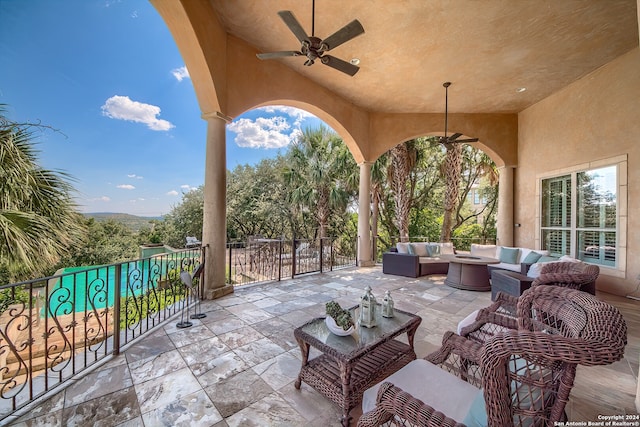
[
  {"xmin": 382, "ymin": 242, "xmax": 454, "ymax": 278},
  {"xmin": 468, "ymin": 243, "xmax": 552, "ymax": 274}
]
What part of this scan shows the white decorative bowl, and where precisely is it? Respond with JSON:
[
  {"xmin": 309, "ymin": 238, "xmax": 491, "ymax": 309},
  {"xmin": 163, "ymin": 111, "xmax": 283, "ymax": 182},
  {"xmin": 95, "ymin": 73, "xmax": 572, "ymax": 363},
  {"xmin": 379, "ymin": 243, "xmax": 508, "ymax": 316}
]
[{"xmin": 325, "ymin": 316, "xmax": 354, "ymax": 336}]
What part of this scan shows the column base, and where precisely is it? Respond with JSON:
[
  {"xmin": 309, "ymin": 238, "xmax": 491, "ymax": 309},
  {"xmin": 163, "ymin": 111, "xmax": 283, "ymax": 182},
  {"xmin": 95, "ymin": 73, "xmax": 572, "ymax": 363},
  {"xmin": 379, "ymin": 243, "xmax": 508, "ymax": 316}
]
[
  {"xmin": 204, "ymin": 284, "xmax": 234, "ymax": 300},
  {"xmin": 358, "ymin": 260, "xmax": 376, "ymax": 267}
]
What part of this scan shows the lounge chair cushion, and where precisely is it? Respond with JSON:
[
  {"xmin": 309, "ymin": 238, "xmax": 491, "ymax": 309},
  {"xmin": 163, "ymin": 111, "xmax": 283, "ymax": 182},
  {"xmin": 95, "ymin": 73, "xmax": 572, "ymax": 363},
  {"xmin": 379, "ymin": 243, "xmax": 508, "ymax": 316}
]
[
  {"xmin": 457, "ymin": 309, "xmax": 480, "ymax": 335},
  {"xmin": 470, "ymin": 244, "xmax": 498, "ymax": 258},
  {"xmin": 409, "ymin": 243, "xmax": 430, "ymax": 257},
  {"xmin": 463, "ymin": 356, "xmax": 549, "ymax": 427},
  {"xmin": 522, "ymin": 251, "xmax": 543, "ymax": 264},
  {"xmin": 439, "ymin": 242, "xmax": 455, "ymax": 255},
  {"xmin": 499, "ymin": 247, "xmax": 520, "ymax": 264},
  {"xmin": 396, "ymin": 243, "xmax": 410, "ymax": 254},
  {"xmin": 426, "ymin": 244, "xmax": 441, "ymax": 257},
  {"xmin": 362, "ymin": 359, "xmax": 480, "ymax": 423}
]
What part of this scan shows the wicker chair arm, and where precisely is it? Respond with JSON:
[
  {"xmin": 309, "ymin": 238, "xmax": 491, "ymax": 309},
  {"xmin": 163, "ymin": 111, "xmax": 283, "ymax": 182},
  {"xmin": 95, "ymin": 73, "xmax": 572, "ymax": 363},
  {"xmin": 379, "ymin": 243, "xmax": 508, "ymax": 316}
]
[
  {"xmin": 357, "ymin": 382, "xmax": 464, "ymax": 427},
  {"xmin": 484, "ymin": 329, "xmax": 625, "ymax": 369},
  {"xmin": 425, "ymin": 331, "xmax": 484, "ymax": 365},
  {"xmin": 532, "ymin": 272, "xmax": 594, "ymax": 289},
  {"xmin": 461, "ymin": 306, "xmax": 518, "ymax": 334}
]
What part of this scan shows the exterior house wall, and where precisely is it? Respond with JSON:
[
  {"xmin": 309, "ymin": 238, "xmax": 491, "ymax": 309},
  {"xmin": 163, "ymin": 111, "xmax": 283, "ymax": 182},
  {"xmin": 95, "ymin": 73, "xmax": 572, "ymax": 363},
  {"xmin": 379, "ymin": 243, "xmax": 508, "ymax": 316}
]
[{"xmin": 516, "ymin": 48, "xmax": 640, "ymax": 296}]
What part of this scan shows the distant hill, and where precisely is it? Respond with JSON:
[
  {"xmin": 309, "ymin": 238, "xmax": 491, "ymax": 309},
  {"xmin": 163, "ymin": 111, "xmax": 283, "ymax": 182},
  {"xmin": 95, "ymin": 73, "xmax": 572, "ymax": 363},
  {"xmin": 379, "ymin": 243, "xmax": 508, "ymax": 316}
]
[{"xmin": 84, "ymin": 212, "xmax": 164, "ymax": 232}]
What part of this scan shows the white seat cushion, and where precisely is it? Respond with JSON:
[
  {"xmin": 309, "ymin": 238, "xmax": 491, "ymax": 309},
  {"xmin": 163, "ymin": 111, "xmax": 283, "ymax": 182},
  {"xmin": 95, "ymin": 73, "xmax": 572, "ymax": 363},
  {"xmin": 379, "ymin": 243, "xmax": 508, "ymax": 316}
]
[
  {"xmin": 470, "ymin": 244, "xmax": 498, "ymax": 258},
  {"xmin": 362, "ymin": 359, "xmax": 481, "ymax": 423},
  {"xmin": 457, "ymin": 309, "xmax": 480, "ymax": 335},
  {"xmin": 410, "ymin": 243, "xmax": 430, "ymax": 257}
]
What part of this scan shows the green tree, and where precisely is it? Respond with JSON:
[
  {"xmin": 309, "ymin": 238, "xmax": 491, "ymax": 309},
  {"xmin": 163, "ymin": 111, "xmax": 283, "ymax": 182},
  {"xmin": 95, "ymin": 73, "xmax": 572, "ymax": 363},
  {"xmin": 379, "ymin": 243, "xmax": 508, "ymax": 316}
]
[
  {"xmin": 284, "ymin": 125, "xmax": 356, "ymax": 238},
  {"xmin": 0, "ymin": 105, "xmax": 85, "ymax": 281},
  {"xmin": 161, "ymin": 187, "xmax": 204, "ymax": 247},
  {"xmin": 56, "ymin": 218, "xmax": 138, "ymax": 268}
]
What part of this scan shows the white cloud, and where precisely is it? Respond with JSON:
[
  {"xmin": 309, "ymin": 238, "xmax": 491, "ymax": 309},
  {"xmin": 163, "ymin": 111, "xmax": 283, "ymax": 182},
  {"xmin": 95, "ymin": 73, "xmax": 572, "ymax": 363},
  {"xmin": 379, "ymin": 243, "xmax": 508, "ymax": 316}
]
[
  {"xmin": 89, "ymin": 196, "xmax": 111, "ymax": 202},
  {"xmin": 117, "ymin": 184, "xmax": 135, "ymax": 190},
  {"xmin": 180, "ymin": 184, "xmax": 198, "ymax": 192},
  {"xmin": 101, "ymin": 95, "xmax": 174, "ymax": 131},
  {"xmin": 167, "ymin": 190, "xmax": 179, "ymax": 196},
  {"xmin": 171, "ymin": 66, "xmax": 190, "ymax": 82},
  {"xmin": 131, "ymin": 10, "xmax": 138, "ymax": 18},
  {"xmin": 228, "ymin": 116, "xmax": 293, "ymax": 149},
  {"xmin": 127, "ymin": 174, "xmax": 143, "ymax": 179},
  {"xmin": 258, "ymin": 105, "xmax": 315, "ymax": 127}
]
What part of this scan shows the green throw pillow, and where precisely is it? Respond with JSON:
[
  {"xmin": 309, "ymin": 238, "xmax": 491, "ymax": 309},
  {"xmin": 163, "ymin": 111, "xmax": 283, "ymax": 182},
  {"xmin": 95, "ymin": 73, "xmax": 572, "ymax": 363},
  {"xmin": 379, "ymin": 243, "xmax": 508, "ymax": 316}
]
[
  {"xmin": 426, "ymin": 244, "xmax": 441, "ymax": 257},
  {"xmin": 462, "ymin": 389, "xmax": 487, "ymax": 427},
  {"xmin": 538, "ymin": 255, "xmax": 560, "ymax": 263},
  {"xmin": 522, "ymin": 251, "xmax": 543, "ymax": 264},
  {"xmin": 499, "ymin": 247, "xmax": 520, "ymax": 264}
]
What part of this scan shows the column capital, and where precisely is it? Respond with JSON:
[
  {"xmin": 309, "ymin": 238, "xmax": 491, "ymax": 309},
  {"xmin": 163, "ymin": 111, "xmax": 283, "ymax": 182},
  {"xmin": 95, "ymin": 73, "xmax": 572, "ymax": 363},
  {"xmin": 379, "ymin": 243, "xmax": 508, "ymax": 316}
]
[
  {"xmin": 358, "ymin": 160, "xmax": 374, "ymax": 167},
  {"xmin": 201, "ymin": 111, "xmax": 233, "ymax": 123}
]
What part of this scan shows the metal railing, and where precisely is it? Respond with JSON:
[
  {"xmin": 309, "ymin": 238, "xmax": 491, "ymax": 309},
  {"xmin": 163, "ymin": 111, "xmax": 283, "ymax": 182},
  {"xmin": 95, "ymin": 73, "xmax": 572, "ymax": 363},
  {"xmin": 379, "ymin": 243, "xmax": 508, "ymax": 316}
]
[
  {"xmin": 0, "ymin": 247, "xmax": 203, "ymax": 422},
  {"xmin": 0, "ymin": 236, "xmax": 356, "ymax": 421},
  {"xmin": 226, "ymin": 237, "xmax": 357, "ymax": 286}
]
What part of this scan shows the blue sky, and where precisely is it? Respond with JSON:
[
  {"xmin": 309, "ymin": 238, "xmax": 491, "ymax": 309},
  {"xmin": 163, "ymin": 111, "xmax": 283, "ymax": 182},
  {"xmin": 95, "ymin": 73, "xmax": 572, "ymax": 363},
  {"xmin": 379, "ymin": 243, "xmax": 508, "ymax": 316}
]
[{"xmin": 0, "ymin": 0, "xmax": 323, "ymax": 216}]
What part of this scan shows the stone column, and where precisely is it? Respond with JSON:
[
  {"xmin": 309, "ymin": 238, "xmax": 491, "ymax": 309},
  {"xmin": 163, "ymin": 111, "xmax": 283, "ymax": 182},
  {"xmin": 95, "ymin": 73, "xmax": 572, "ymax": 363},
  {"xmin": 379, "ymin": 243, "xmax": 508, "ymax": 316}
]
[
  {"xmin": 357, "ymin": 161, "xmax": 374, "ymax": 266},
  {"xmin": 201, "ymin": 112, "xmax": 234, "ymax": 299},
  {"xmin": 497, "ymin": 166, "xmax": 515, "ymax": 247}
]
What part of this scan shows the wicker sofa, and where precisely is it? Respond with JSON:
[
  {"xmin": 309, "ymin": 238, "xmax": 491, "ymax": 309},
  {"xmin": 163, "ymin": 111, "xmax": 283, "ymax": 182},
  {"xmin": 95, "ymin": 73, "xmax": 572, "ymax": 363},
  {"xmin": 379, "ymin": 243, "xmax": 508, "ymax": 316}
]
[{"xmin": 382, "ymin": 242, "xmax": 454, "ymax": 278}]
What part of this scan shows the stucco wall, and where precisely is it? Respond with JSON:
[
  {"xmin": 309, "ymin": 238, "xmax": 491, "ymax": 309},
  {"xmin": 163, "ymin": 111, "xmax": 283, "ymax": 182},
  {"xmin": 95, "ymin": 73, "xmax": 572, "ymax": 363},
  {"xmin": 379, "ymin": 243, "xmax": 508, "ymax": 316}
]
[{"xmin": 516, "ymin": 48, "xmax": 640, "ymax": 296}]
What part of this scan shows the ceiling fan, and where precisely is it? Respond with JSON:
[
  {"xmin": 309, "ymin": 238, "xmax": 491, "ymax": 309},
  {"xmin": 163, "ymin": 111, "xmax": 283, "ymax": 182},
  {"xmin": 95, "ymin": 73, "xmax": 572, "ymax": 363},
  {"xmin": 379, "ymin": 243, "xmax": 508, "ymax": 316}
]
[
  {"xmin": 256, "ymin": 0, "xmax": 364, "ymax": 76},
  {"xmin": 439, "ymin": 82, "xmax": 479, "ymax": 144}
]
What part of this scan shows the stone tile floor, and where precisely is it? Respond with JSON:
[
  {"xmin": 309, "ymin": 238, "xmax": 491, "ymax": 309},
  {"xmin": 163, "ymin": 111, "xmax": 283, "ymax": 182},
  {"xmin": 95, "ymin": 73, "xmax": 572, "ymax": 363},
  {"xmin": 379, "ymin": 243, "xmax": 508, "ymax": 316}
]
[{"xmin": 6, "ymin": 266, "xmax": 639, "ymax": 426}]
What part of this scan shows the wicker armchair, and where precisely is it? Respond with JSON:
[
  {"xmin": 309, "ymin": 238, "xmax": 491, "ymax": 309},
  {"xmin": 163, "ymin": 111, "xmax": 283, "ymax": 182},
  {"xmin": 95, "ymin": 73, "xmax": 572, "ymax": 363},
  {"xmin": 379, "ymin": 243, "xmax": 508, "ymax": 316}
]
[
  {"xmin": 358, "ymin": 286, "xmax": 627, "ymax": 427},
  {"xmin": 532, "ymin": 261, "xmax": 599, "ymax": 295}
]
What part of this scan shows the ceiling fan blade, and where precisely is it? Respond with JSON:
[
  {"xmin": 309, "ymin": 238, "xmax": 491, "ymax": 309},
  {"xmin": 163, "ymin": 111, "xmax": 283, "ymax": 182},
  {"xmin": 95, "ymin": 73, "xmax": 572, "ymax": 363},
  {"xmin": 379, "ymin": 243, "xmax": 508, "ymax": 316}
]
[
  {"xmin": 448, "ymin": 133, "xmax": 463, "ymax": 141},
  {"xmin": 320, "ymin": 19, "xmax": 365, "ymax": 51},
  {"xmin": 277, "ymin": 11, "xmax": 309, "ymax": 44},
  {"xmin": 320, "ymin": 55, "xmax": 360, "ymax": 76},
  {"xmin": 256, "ymin": 51, "xmax": 301, "ymax": 60},
  {"xmin": 453, "ymin": 138, "xmax": 479, "ymax": 143}
]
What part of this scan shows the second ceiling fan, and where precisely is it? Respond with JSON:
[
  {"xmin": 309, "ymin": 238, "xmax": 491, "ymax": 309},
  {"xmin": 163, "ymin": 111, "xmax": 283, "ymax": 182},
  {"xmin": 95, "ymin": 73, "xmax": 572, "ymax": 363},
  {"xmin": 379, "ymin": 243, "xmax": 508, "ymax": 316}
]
[
  {"xmin": 439, "ymin": 82, "xmax": 479, "ymax": 144},
  {"xmin": 256, "ymin": 0, "xmax": 365, "ymax": 76}
]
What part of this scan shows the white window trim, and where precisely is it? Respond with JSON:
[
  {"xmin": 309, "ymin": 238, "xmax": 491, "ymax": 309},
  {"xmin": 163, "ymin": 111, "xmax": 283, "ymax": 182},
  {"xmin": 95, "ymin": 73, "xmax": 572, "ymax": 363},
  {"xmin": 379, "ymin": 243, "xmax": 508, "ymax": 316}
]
[{"xmin": 535, "ymin": 154, "xmax": 627, "ymax": 279}]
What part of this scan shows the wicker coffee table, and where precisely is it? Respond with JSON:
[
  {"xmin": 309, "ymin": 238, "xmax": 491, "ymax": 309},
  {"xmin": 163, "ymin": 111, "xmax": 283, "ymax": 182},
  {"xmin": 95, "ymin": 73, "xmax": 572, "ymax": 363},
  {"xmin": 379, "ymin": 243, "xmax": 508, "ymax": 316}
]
[{"xmin": 294, "ymin": 304, "xmax": 421, "ymax": 426}]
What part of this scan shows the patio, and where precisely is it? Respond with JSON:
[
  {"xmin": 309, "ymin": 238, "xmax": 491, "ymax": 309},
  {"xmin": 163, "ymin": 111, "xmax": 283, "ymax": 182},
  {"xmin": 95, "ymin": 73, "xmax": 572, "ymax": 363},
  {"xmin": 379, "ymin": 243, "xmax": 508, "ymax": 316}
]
[{"xmin": 8, "ymin": 266, "xmax": 639, "ymax": 426}]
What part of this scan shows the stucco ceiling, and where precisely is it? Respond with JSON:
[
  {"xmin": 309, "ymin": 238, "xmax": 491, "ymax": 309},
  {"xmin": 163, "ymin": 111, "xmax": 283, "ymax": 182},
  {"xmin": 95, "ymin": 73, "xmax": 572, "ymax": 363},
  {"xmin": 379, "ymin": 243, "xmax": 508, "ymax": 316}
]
[{"xmin": 210, "ymin": 0, "xmax": 638, "ymax": 114}]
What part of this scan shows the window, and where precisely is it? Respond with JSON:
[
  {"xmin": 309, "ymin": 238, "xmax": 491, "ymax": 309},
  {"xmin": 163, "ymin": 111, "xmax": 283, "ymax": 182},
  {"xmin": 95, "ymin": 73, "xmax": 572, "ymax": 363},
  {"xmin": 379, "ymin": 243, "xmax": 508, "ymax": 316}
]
[{"xmin": 540, "ymin": 165, "xmax": 617, "ymax": 267}]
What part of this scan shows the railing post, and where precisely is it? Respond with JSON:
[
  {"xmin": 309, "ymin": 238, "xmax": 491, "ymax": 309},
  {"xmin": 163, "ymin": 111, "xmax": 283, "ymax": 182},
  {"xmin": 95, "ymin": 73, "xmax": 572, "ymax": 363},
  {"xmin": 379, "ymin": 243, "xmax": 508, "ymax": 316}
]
[
  {"xmin": 319, "ymin": 238, "xmax": 324, "ymax": 273},
  {"xmin": 227, "ymin": 243, "xmax": 232, "ymax": 284},
  {"xmin": 330, "ymin": 238, "xmax": 335, "ymax": 271},
  {"xmin": 113, "ymin": 262, "xmax": 121, "ymax": 356},
  {"xmin": 278, "ymin": 240, "xmax": 282, "ymax": 281},
  {"xmin": 292, "ymin": 238, "xmax": 296, "ymax": 279}
]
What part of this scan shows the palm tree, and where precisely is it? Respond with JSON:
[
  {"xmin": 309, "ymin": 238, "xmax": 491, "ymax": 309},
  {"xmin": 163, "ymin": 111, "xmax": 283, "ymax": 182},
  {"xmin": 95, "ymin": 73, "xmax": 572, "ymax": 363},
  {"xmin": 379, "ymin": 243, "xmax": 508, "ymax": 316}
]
[
  {"xmin": 0, "ymin": 105, "xmax": 85, "ymax": 281},
  {"xmin": 283, "ymin": 125, "xmax": 355, "ymax": 238},
  {"xmin": 370, "ymin": 154, "xmax": 387, "ymax": 255},
  {"xmin": 387, "ymin": 140, "xmax": 421, "ymax": 242},
  {"xmin": 439, "ymin": 141, "xmax": 463, "ymax": 242}
]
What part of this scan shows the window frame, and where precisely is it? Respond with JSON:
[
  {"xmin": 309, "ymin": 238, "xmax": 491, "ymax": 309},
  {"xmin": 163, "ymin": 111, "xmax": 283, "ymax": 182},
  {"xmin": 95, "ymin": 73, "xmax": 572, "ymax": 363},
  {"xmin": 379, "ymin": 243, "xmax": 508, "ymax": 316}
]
[{"xmin": 535, "ymin": 155, "xmax": 627, "ymax": 278}]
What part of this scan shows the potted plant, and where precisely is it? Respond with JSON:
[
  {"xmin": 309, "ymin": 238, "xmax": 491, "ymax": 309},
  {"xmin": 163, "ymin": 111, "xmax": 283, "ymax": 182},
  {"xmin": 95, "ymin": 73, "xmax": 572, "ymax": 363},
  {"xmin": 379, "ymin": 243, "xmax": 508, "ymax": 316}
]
[{"xmin": 325, "ymin": 301, "xmax": 355, "ymax": 336}]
